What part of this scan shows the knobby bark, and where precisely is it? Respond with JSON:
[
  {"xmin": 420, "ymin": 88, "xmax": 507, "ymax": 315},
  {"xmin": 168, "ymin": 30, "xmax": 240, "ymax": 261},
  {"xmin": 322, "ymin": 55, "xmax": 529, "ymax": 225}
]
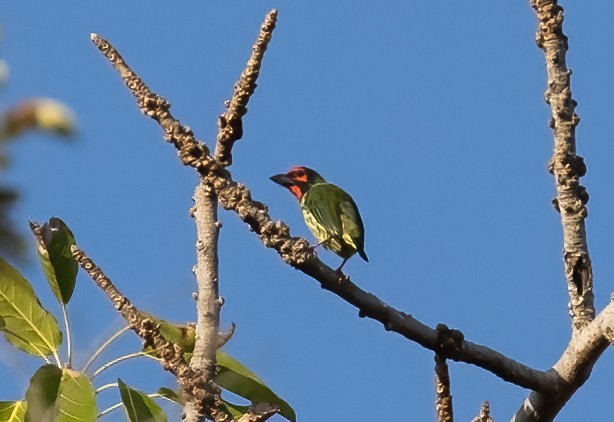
[
  {"xmin": 185, "ymin": 11, "xmax": 277, "ymax": 420},
  {"xmin": 70, "ymin": 245, "xmax": 232, "ymax": 422},
  {"xmin": 184, "ymin": 181, "xmax": 222, "ymax": 422},
  {"xmin": 435, "ymin": 355, "xmax": 454, "ymax": 422},
  {"xmin": 512, "ymin": 2, "xmax": 603, "ymax": 420},
  {"xmin": 215, "ymin": 10, "xmax": 277, "ymax": 167},
  {"xmin": 472, "ymin": 402, "xmax": 494, "ymax": 422},
  {"xmin": 533, "ymin": 0, "xmax": 594, "ymax": 332}
]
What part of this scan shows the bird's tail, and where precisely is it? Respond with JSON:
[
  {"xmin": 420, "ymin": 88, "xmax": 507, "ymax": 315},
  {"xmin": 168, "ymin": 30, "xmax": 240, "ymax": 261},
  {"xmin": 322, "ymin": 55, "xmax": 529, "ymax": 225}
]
[{"xmin": 358, "ymin": 250, "xmax": 369, "ymax": 262}]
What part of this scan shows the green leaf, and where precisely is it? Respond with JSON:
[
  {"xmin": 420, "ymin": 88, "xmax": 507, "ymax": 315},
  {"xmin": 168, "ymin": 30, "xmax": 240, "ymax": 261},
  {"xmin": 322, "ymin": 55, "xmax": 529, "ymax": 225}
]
[
  {"xmin": 156, "ymin": 387, "xmax": 251, "ymax": 420},
  {"xmin": 118, "ymin": 379, "xmax": 167, "ymax": 422},
  {"xmin": 32, "ymin": 218, "xmax": 77, "ymax": 305},
  {"xmin": 142, "ymin": 318, "xmax": 195, "ymax": 362},
  {"xmin": 0, "ymin": 401, "xmax": 27, "ymax": 422},
  {"xmin": 0, "ymin": 259, "xmax": 62, "ymax": 357},
  {"xmin": 156, "ymin": 388, "xmax": 184, "ymax": 406},
  {"xmin": 215, "ymin": 351, "xmax": 295, "ymax": 422},
  {"xmin": 24, "ymin": 365, "xmax": 96, "ymax": 422},
  {"xmin": 221, "ymin": 400, "xmax": 250, "ymax": 420}
]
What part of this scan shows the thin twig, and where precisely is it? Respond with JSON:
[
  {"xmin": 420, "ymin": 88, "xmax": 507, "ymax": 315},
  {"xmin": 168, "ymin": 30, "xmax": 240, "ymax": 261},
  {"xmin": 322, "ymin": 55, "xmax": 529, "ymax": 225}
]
[
  {"xmin": 89, "ymin": 29, "xmax": 554, "ymax": 393},
  {"xmin": 214, "ymin": 9, "xmax": 278, "ymax": 167},
  {"xmin": 71, "ymin": 245, "xmax": 233, "ymax": 422},
  {"xmin": 184, "ymin": 180, "xmax": 222, "ymax": 422},
  {"xmin": 435, "ymin": 355, "xmax": 454, "ymax": 422},
  {"xmin": 533, "ymin": 0, "xmax": 594, "ymax": 332},
  {"xmin": 83, "ymin": 325, "xmax": 130, "ymax": 373}
]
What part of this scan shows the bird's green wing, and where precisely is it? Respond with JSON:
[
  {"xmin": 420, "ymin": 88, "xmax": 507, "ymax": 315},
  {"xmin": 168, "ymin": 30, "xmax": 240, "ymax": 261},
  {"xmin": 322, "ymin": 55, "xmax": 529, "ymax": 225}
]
[
  {"xmin": 303, "ymin": 183, "xmax": 365, "ymax": 250},
  {"xmin": 302, "ymin": 183, "xmax": 345, "ymax": 238},
  {"xmin": 338, "ymin": 198, "xmax": 366, "ymax": 252}
]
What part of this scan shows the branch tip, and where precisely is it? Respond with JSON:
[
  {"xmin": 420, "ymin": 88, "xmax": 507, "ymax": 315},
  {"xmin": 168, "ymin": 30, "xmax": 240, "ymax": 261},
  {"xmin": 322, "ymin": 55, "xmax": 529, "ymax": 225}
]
[{"xmin": 214, "ymin": 9, "xmax": 279, "ymax": 166}]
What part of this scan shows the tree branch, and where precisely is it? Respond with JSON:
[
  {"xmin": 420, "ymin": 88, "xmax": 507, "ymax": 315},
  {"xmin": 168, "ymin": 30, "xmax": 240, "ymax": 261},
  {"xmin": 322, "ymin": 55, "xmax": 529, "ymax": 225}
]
[
  {"xmin": 184, "ymin": 180, "xmax": 223, "ymax": 422},
  {"xmin": 510, "ymin": 2, "xmax": 605, "ymax": 419},
  {"xmin": 435, "ymin": 355, "xmax": 454, "ymax": 422},
  {"xmin": 90, "ymin": 29, "xmax": 557, "ymax": 394},
  {"xmin": 186, "ymin": 12, "xmax": 277, "ymax": 418},
  {"xmin": 513, "ymin": 300, "xmax": 614, "ymax": 421},
  {"xmin": 70, "ymin": 245, "xmax": 233, "ymax": 422},
  {"xmin": 471, "ymin": 401, "xmax": 493, "ymax": 422},
  {"xmin": 532, "ymin": 0, "xmax": 593, "ymax": 332},
  {"xmin": 215, "ymin": 9, "xmax": 277, "ymax": 167},
  {"xmin": 237, "ymin": 403, "xmax": 280, "ymax": 422}
]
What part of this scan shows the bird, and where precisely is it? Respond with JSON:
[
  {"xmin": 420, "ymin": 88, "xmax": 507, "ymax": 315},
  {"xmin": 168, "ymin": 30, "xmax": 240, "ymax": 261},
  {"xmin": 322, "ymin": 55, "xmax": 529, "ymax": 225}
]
[{"xmin": 270, "ymin": 166, "xmax": 368, "ymax": 273}]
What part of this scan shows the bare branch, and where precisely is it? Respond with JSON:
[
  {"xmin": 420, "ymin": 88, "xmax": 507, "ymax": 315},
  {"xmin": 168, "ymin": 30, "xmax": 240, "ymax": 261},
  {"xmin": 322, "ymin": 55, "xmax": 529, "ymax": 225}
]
[
  {"xmin": 70, "ymin": 245, "xmax": 233, "ymax": 422},
  {"xmin": 510, "ymin": 2, "xmax": 603, "ymax": 419},
  {"xmin": 184, "ymin": 180, "xmax": 223, "ymax": 422},
  {"xmin": 214, "ymin": 9, "xmax": 278, "ymax": 167},
  {"xmin": 89, "ymin": 33, "xmax": 220, "ymax": 175},
  {"xmin": 435, "ymin": 355, "xmax": 454, "ymax": 422},
  {"xmin": 472, "ymin": 401, "xmax": 493, "ymax": 422},
  {"xmin": 90, "ymin": 30, "xmax": 556, "ymax": 394},
  {"xmin": 532, "ymin": 0, "xmax": 593, "ymax": 332}
]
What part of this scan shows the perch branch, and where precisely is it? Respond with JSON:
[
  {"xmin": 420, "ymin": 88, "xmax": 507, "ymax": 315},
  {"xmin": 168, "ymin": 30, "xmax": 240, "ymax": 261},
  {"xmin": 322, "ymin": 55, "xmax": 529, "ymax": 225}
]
[
  {"xmin": 90, "ymin": 30, "xmax": 556, "ymax": 394},
  {"xmin": 184, "ymin": 180, "xmax": 223, "ymax": 422},
  {"xmin": 70, "ymin": 245, "xmax": 233, "ymax": 422},
  {"xmin": 532, "ymin": 0, "xmax": 593, "ymax": 332},
  {"xmin": 435, "ymin": 355, "xmax": 454, "ymax": 422},
  {"xmin": 214, "ymin": 9, "xmax": 278, "ymax": 167}
]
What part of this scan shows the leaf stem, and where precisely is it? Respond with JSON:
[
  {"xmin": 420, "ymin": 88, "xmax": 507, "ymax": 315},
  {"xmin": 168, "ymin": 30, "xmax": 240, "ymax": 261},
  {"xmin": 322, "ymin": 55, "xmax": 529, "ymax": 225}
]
[
  {"xmin": 92, "ymin": 352, "xmax": 159, "ymax": 379},
  {"xmin": 95, "ymin": 382, "xmax": 118, "ymax": 394},
  {"xmin": 98, "ymin": 402, "xmax": 124, "ymax": 418},
  {"xmin": 83, "ymin": 325, "xmax": 130, "ymax": 373},
  {"xmin": 97, "ymin": 393, "xmax": 173, "ymax": 418},
  {"xmin": 61, "ymin": 304, "xmax": 71, "ymax": 368}
]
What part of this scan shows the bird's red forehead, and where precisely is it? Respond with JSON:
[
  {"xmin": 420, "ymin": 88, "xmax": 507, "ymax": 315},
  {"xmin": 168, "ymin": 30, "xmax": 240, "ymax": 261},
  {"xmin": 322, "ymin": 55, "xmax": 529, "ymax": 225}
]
[{"xmin": 288, "ymin": 166, "xmax": 308, "ymax": 183}]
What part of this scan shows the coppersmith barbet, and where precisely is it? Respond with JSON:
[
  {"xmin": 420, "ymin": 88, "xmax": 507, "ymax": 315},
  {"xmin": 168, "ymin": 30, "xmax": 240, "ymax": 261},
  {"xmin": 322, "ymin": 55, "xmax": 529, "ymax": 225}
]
[{"xmin": 270, "ymin": 166, "xmax": 368, "ymax": 272}]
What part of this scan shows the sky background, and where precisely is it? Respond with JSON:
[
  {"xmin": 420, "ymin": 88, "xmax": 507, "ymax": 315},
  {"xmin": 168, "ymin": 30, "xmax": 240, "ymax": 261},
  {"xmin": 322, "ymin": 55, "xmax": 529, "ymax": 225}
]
[{"xmin": 2, "ymin": 1, "xmax": 614, "ymax": 421}]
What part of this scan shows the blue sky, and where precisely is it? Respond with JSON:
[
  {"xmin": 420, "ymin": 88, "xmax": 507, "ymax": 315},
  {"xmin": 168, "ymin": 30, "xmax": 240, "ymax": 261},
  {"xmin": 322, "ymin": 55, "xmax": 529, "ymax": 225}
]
[{"xmin": 2, "ymin": 1, "xmax": 614, "ymax": 421}]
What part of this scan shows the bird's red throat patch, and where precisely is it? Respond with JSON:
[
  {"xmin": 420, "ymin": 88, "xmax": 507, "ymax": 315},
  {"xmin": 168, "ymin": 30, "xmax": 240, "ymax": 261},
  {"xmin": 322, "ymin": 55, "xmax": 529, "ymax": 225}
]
[{"xmin": 289, "ymin": 185, "xmax": 303, "ymax": 199}]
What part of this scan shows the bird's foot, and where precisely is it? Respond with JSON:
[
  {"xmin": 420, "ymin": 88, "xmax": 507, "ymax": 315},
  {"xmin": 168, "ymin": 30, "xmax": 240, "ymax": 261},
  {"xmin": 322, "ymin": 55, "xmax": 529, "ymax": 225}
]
[
  {"xmin": 309, "ymin": 237, "xmax": 330, "ymax": 253},
  {"xmin": 334, "ymin": 266, "xmax": 350, "ymax": 283}
]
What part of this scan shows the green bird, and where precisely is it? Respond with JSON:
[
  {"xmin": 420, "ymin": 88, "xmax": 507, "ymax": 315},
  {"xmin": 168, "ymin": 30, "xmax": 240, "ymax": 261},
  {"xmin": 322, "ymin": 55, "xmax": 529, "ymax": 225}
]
[{"xmin": 270, "ymin": 166, "xmax": 368, "ymax": 273}]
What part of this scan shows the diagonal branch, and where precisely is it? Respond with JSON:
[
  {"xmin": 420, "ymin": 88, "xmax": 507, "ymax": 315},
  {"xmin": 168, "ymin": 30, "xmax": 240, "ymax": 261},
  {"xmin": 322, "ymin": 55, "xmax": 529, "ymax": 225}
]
[
  {"xmin": 532, "ymin": 0, "xmax": 594, "ymax": 332},
  {"xmin": 70, "ymin": 245, "xmax": 233, "ymax": 422},
  {"xmin": 90, "ymin": 29, "xmax": 556, "ymax": 394},
  {"xmin": 215, "ymin": 9, "xmax": 277, "ymax": 167}
]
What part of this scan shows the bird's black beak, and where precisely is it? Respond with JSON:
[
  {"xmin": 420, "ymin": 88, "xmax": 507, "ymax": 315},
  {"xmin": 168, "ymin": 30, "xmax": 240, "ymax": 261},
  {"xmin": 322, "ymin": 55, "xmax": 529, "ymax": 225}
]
[{"xmin": 270, "ymin": 173, "xmax": 293, "ymax": 188}]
